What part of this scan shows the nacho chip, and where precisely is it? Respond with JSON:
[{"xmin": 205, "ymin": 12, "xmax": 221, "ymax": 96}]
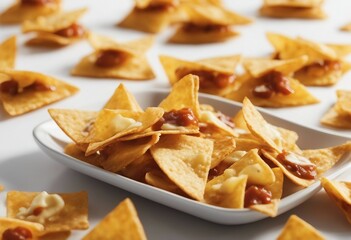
[
  {"xmin": 7, "ymin": 191, "xmax": 89, "ymax": 233},
  {"xmin": 101, "ymin": 134, "xmax": 160, "ymax": 172},
  {"xmin": 229, "ymin": 149, "xmax": 276, "ymax": 186},
  {"xmin": 168, "ymin": 3, "xmax": 251, "ymax": 44},
  {"xmin": 150, "ymin": 134, "xmax": 213, "ymax": 201},
  {"xmin": 83, "ymin": 198, "xmax": 146, "ymax": 240},
  {"xmin": 0, "ymin": 69, "xmax": 78, "ymax": 116},
  {"xmin": 242, "ymin": 97, "xmax": 283, "ymax": 151},
  {"xmin": 71, "ymin": 35, "xmax": 155, "ymax": 80},
  {"xmin": 0, "ymin": 217, "xmax": 44, "ymax": 239},
  {"xmin": 205, "ymin": 172, "xmax": 247, "ymax": 208},
  {"xmin": 160, "ymin": 54, "xmax": 241, "ymax": 96},
  {"xmin": 321, "ymin": 178, "xmax": 351, "ymax": 224},
  {"xmin": 0, "ymin": 0, "xmax": 61, "ymax": 24},
  {"xmin": 210, "ymin": 136, "xmax": 236, "ymax": 168},
  {"xmin": 103, "ymin": 84, "xmax": 143, "ymax": 111},
  {"xmin": 260, "ymin": 5, "xmax": 326, "ymax": 19},
  {"xmin": 39, "ymin": 231, "xmax": 71, "ymax": 240},
  {"xmin": 145, "ymin": 170, "xmax": 184, "ymax": 195},
  {"xmin": 277, "ymin": 215, "xmax": 325, "ymax": 240},
  {"xmin": 248, "ymin": 167, "xmax": 283, "ymax": 217},
  {"xmin": 86, "ymin": 107, "xmax": 164, "ymax": 155},
  {"xmin": 158, "ymin": 74, "xmax": 200, "ymax": 118},
  {"xmin": 118, "ymin": 0, "xmax": 178, "ymax": 33},
  {"xmin": 340, "ymin": 22, "xmax": 351, "ymax": 32},
  {"xmin": 0, "ymin": 36, "xmax": 16, "ymax": 69}
]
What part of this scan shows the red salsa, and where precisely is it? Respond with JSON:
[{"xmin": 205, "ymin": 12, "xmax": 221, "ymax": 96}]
[
  {"xmin": 2, "ymin": 227, "xmax": 33, "ymax": 240},
  {"xmin": 54, "ymin": 23, "xmax": 85, "ymax": 38},
  {"xmin": 21, "ymin": 0, "xmax": 54, "ymax": 6},
  {"xmin": 175, "ymin": 68, "xmax": 235, "ymax": 89},
  {"xmin": 244, "ymin": 185, "xmax": 272, "ymax": 207},
  {"xmin": 95, "ymin": 50, "xmax": 128, "ymax": 68},
  {"xmin": 252, "ymin": 71, "xmax": 294, "ymax": 99},
  {"xmin": 277, "ymin": 151, "xmax": 317, "ymax": 180},
  {"xmin": 152, "ymin": 108, "xmax": 198, "ymax": 130},
  {"xmin": 0, "ymin": 80, "xmax": 55, "ymax": 96},
  {"xmin": 300, "ymin": 60, "xmax": 341, "ymax": 77},
  {"xmin": 182, "ymin": 23, "xmax": 231, "ymax": 34}
]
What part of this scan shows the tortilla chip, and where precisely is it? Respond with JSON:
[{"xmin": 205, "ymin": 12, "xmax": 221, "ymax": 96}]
[
  {"xmin": 118, "ymin": 6, "xmax": 176, "ymax": 33},
  {"xmin": 205, "ymin": 173, "xmax": 247, "ymax": 208},
  {"xmin": 145, "ymin": 170, "xmax": 184, "ymax": 195},
  {"xmin": 302, "ymin": 142, "xmax": 351, "ymax": 176},
  {"xmin": 226, "ymin": 73, "xmax": 319, "ymax": 107},
  {"xmin": 64, "ymin": 143, "xmax": 102, "ymax": 167},
  {"xmin": 101, "ymin": 134, "xmax": 160, "ymax": 172},
  {"xmin": 150, "ymin": 135, "xmax": 213, "ymax": 201},
  {"xmin": 277, "ymin": 215, "xmax": 325, "ymax": 240},
  {"xmin": 39, "ymin": 231, "xmax": 71, "ymax": 240},
  {"xmin": 7, "ymin": 191, "xmax": 89, "ymax": 233},
  {"xmin": 260, "ymin": 5, "xmax": 326, "ymax": 19},
  {"xmin": 242, "ymin": 97, "xmax": 283, "ymax": 151},
  {"xmin": 0, "ymin": 70, "xmax": 78, "ymax": 116},
  {"xmin": 0, "ymin": 1, "xmax": 61, "ymax": 24},
  {"xmin": 327, "ymin": 44, "xmax": 351, "ymax": 58},
  {"xmin": 86, "ymin": 107, "xmax": 164, "ymax": 155},
  {"xmin": 210, "ymin": 136, "xmax": 236, "ymax": 168},
  {"xmin": 229, "ymin": 149, "xmax": 276, "ymax": 186},
  {"xmin": 82, "ymin": 198, "xmax": 147, "ymax": 240},
  {"xmin": 0, "ymin": 217, "xmax": 44, "ymax": 239},
  {"xmin": 340, "ymin": 22, "xmax": 351, "ymax": 32},
  {"xmin": 48, "ymin": 109, "xmax": 98, "ymax": 144},
  {"xmin": 0, "ymin": 184, "xmax": 3, "ymax": 192},
  {"xmin": 25, "ymin": 32, "xmax": 84, "ymax": 47},
  {"xmin": 263, "ymin": 0, "xmax": 324, "ymax": 8},
  {"xmin": 160, "ymin": 54, "xmax": 241, "ymax": 96},
  {"xmin": 22, "ymin": 8, "xmax": 87, "ymax": 33},
  {"xmin": 321, "ymin": 178, "xmax": 351, "ymax": 224},
  {"xmin": 71, "ymin": 35, "xmax": 155, "ymax": 80},
  {"xmin": 249, "ymin": 168, "xmax": 284, "ymax": 217},
  {"xmin": 103, "ymin": 84, "xmax": 143, "ymax": 111},
  {"xmin": 235, "ymin": 138, "xmax": 265, "ymax": 151},
  {"xmin": 0, "ymin": 36, "xmax": 16, "ymax": 69},
  {"xmin": 158, "ymin": 74, "xmax": 200, "ymax": 118}
]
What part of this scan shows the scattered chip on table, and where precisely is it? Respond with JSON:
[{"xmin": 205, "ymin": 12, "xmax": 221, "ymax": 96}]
[
  {"xmin": 0, "ymin": 36, "xmax": 16, "ymax": 69},
  {"xmin": 0, "ymin": 217, "xmax": 44, "ymax": 240}
]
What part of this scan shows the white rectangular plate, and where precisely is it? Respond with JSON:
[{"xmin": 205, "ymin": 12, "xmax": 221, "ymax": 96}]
[{"xmin": 33, "ymin": 89, "xmax": 351, "ymax": 225}]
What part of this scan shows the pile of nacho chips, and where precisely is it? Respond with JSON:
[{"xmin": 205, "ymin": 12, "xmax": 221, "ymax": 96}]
[
  {"xmin": 260, "ymin": 0, "xmax": 326, "ymax": 19},
  {"xmin": 0, "ymin": 36, "xmax": 78, "ymax": 116},
  {"xmin": 49, "ymin": 74, "xmax": 351, "ymax": 217}
]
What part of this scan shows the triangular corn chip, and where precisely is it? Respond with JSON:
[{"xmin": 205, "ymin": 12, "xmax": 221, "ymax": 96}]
[
  {"xmin": 48, "ymin": 109, "xmax": 98, "ymax": 144},
  {"xmin": 277, "ymin": 215, "xmax": 325, "ymax": 240},
  {"xmin": 242, "ymin": 98, "xmax": 283, "ymax": 151},
  {"xmin": 263, "ymin": 0, "xmax": 323, "ymax": 8},
  {"xmin": 0, "ymin": 36, "xmax": 16, "ymax": 69},
  {"xmin": 321, "ymin": 178, "xmax": 351, "ymax": 224},
  {"xmin": 226, "ymin": 73, "xmax": 319, "ymax": 107},
  {"xmin": 7, "ymin": 191, "xmax": 89, "ymax": 233},
  {"xmin": 205, "ymin": 173, "xmax": 247, "ymax": 208},
  {"xmin": 103, "ymin": 84, "xmax": 143, "ymax": 111},
  {"xmin": 0, "ymin": 217, "xmax": 44, "ymax": 239},
  {"xmin": 83, "ymin": 198, "xmax": 147, "ymax": 240},
  {"xmin": 327, "ymin": 43, "xmax": 351, "ymax": 58},
  {"xmin": 229, "ymin": 149, "xmax": 276, "ymax": 186},
  {"xmin": 145, "ymin": 170, "xmax": 185, "ymax": 195},
  {"xmin": 160, "ymin": 54, "xmax": 240, "ymax": 96},
  {"xmin": 64, "ymin": 143, "xmax": 103, "ymax": 167},
  {"xmin": 0, "ymin": 0, "xmax": 61, "ymax": 24},
  {"xmin": 210, "ymin": 136, "xmax": 236, "ymax": 168},
  {"xmin": 71, "ymin": 35, "xmax": 155, "ymax": 80},
  {"xmin": 101, "ymin": 134, "xmax": 160, "ymax": 172},
  {"xmin": 0, "ymin": 69, "xmax": 78, "ymax": 116},
  {"xmin": 150, "ymin": 135, "xmax": 213, "ymax": 201},
  {"xmin": 86, "ymin": 107, "xmax": 164, "ymax": 155},
  {"xmin": 340, "ymin": 22, "xmax": 351, "ymax": 32},
  {"xmin": 158, "ymin": 74, "xmax": 200, "ymax": 118}
]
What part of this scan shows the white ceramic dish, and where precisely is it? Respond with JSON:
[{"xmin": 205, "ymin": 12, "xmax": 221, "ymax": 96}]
[{"xmin": 33, "ymin": 89, "xmax": 351, "ymax": 225}]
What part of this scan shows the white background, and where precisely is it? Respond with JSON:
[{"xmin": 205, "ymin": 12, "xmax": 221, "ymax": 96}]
[{"xmin": 1, "ymin": 0, "xmax": 351, "ymax": 239}]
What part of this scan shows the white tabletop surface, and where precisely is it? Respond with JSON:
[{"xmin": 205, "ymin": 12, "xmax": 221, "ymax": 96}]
[{"xmin": 1, "ymin": 0, "xmax": 351, "ymax": 239}]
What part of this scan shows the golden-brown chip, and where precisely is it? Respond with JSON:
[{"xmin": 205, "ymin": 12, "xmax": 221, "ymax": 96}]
[
  {"xmin": 321, "ymin": 178, "xmax": 351, "ymax": 224},
  {"xmin": 71, "ymin": 34, "xmax": 155, "ymax": 80},
  {"xmin": 101, "ymin": 134, "xmax": 161, "ymax": 172},
  {"xmin": 205, "ymin": 173, "xmax": 247, "ymax": 208},
  {"xmin": 0, "ymin": 217, "xmax": 44, "ymax": 239},
  {"xmin": 0, "ymin": 0, "xmax": 61, "ymax": 24},
  {"xmin": 145, "ymin": 170, "xmax": 184, "ymax": 195},
  {"xmin": 0, "ymin": 70, "xmax": 78, "ymax": 116},
  {"xmin": 39, "ymin": 231, "xmax": 71, "ymax": 240},
  {"xmin": 64, "ymin": 143, "xmax": 102, "ymax": 167},
  {"xmin": 340, "ymin": 22, "xmax": 351, "ymax": 32},
  {"xmin": 277, "ymin": 215, "xmax": 325, "ymax": 240},
  {"xmin": 210, "ymin": 136, "xmax": 236, "ymax": 168},
  {"xmin": 86, "ymin": 107, "xmax": 164, "ymax": 155},
  {"xmin": 103, "ymin": 84, "xmax": 143, "ymax": 111},
  {"xmin": 83, "ymin": 198, "xmax": 146, "ymax": 240},
  {"xmin": 0, "ymin": 184, "xmax": 3, "ymax": 192},
  {"xmin": 150, "ymin": 134, "xmax": 213, "ymax": 201},
  {"xmin": 0, "ymin": 36, "xmax": 16, "ymax": 69},
  {"xmin": 7, "ymin": 191, "xmax": 89, "ymax": 233},
  {"xmin": 259, "ymin": 5, "xmax": 326, "ymax": 19}
]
